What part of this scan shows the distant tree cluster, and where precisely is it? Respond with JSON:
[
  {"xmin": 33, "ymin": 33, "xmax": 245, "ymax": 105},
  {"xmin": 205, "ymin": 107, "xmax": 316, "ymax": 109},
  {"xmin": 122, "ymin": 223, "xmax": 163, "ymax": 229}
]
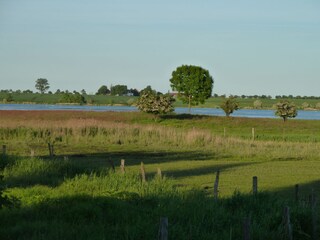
[
  {"xmin": 95, "ymin": 85, "xmax": 139, "ymax": 96},
  {"xmin": 275, "ymin": 95, "xmax": 320, "ymax": 100},
  {"xmin": 59, "ymin": 92, "xmax": 86, "ymax": 105}
]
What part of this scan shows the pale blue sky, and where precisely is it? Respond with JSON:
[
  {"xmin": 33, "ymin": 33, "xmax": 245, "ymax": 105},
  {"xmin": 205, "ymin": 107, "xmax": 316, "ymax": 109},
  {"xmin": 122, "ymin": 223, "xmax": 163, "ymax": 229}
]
[{"xmin": 1, "ymin": 0, "xmax": 319, "ymax": 96}]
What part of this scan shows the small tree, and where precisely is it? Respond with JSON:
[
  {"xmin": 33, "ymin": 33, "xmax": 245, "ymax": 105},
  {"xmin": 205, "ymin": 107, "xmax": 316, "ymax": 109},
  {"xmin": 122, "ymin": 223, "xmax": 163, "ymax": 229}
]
[
  {"xmin": 136, "ymin": 91, "xmax": 175, "ymax": 117},
  {"xmin": 35, "ymin": 78, "xmax": 50, "ymax": 94},
  {"xmin": 170, "ymin": 65, "xmax": 213, "ymax": 112},
  {"xmin": 275, "ymin": 101, "xmax": 297, "ymax": 122},
  {"xmin": 253, "ymin": 100, "xmax": 262, "ymax": 109},
  {"xmin": 301, "ymin": 102, "xmax": 310, "ymax": 109},
  {"xmin": 220, "ymin": 96, "xmax": 239, "ymax": 117}
]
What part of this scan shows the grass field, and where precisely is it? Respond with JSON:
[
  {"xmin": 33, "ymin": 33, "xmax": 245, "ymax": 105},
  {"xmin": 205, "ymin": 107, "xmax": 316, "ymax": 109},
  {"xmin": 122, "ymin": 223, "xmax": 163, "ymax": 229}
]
[{"xmin": 0, "ymin": 110, "xmax": 320, "ymax": 239}]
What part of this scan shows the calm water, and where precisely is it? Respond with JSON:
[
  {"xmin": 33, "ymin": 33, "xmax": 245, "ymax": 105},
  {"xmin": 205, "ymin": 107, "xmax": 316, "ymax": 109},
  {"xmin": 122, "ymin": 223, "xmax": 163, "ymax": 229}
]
[{"xmin": 1, "ymin": 103, "xmax": 320, "ymax": 120}]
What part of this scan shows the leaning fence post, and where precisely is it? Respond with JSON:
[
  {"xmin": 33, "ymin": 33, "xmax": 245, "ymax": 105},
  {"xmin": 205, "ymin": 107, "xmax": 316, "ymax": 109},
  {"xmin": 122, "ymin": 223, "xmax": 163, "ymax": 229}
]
[
  {"xmin": 158, "ymin": 217, "xmax": 168, "ymax": 240},
  {"xmin": 140, "ymin": 162, "xmax": 146, "ymax": 183},
  {"xmin": 283, "ymin": 206, "xmax": 293, "ymax": 240},
  {"xmin": 120, "ymin": 159, "xmax": 125, "ymax": 173},
  {"xmin": 252, "ymin": 176, "xmax": 258, "ymax": 195},
  {"xmin": 214, "ymin": 170, "xmax": 220, "ymax": 200},
  {"xmin": 2, "ymin": 145, "xmax": 6, "ymax": 156}
]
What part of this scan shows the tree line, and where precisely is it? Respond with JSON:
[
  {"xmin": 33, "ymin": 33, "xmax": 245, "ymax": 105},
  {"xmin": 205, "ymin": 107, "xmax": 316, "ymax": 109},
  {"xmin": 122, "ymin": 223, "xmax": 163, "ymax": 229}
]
[{"xmin": 0, "ymin": 65, "xmax": 315, "ymax": 121}]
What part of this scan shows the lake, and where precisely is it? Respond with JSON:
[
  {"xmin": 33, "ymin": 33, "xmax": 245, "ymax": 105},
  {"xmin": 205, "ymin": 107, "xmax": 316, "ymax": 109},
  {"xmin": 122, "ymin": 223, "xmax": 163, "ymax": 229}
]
[{"xmin": 1, "ymin": 103, "xmax": 320, "ymax": 120}]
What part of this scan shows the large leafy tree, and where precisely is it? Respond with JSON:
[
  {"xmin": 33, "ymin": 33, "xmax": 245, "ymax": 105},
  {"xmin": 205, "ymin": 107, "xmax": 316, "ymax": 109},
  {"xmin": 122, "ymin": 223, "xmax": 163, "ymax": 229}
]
[
  {"xmin": 170, "ymin": 65, "xmax": 213, "ymax": 112},
  {"xmin": 220, "ymin": 96, "xmax": 239, "ymax": 117},
  {"xmin": 35, "ymin": 78, "xmax": 50, "ymax": 94},
  {"xmin": 275, "ymin": 101, "xmax": 297, "ymax": 122}
]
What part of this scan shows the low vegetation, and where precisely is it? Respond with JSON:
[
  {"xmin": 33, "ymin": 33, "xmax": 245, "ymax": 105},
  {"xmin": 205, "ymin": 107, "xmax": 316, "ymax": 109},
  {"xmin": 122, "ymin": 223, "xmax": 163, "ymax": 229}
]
[{"xmin": 0, "ymin": 111, "xmax": 320, "ymax": 239}]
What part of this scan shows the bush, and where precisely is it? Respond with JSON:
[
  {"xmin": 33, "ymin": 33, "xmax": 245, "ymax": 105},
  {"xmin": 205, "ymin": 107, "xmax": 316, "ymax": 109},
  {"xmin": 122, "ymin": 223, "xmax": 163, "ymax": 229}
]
[
  {"xmin": 253, "ymin": 100, "xmax": 262, "ymax": 109},
  {"xmin": 220, "ymin": 96, "xmax": 239, "ymax": 117},
  {"xmin": 136, "ymin": 91, "xmax": 175, "ymax": 116}
]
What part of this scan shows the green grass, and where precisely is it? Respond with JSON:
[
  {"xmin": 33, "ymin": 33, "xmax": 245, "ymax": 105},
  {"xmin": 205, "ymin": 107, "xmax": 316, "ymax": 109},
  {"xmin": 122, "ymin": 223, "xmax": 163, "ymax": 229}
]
[
  {"xmin": 0, "ymin": 156, "xmax": 317, "ymax": 239},
  {"xmin": 0, "ymin": 111, "xmax": 320, "ymax": 239},
  {"xmin": 2, "ymin": 92, "xmax": 320, "ymax": 110}
]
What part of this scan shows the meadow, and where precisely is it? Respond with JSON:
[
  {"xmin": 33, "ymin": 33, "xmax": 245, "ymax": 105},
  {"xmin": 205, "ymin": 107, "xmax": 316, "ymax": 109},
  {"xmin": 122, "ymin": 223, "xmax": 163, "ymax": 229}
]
[{"xmin": 0, "ymin": 110, "xmax": 320, "ymax": 239}]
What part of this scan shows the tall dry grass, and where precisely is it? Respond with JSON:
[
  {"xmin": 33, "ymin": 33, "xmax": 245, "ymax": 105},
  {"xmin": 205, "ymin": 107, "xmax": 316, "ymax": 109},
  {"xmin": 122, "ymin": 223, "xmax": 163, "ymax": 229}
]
[{"xmin": 1, "ymin": 115, "xmax": 320, "ymax": 161}]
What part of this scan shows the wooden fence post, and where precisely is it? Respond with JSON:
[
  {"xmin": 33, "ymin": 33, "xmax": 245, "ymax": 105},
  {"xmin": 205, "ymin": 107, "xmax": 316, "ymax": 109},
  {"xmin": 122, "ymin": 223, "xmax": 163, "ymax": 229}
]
[
  {"xmin": 51, "ymin": 144, "xmax": 54, "ymax": 157},
  {"xmin": 252, "ymin": 176, "xmax": 258, "ymax": 195},
  {"xmin": 140, "ymin": 162, "xmax": 146, "ymax": 183},
  {"xmin": 2, "ymin": 145, "xmax": 6, "ymax": 156},
  {"xmin": 120, "ymin": 159, "xmax": 125, "ymax": 173},
  {"xmin": 158, "ymin": 217, "xmax": 168, "ymax": 240},
  {"xmin": 283, "ymin": 206, "xmax": 293, "ymax": 240},
  {"xmin": 214, "ymin": 170, "xmax": 220, "ymax": 200},
  {"xmin": 243, "ymin": 217, "xmax": 250, "ymax": 240},
  {"xmin": 109, "ymin": 160, "xmax": 115, "ymax": 172},
  {"xmin": 30, "ymin": 149, "xmax": 35, "ymax": 157},
  {"xmin": 157, "ymin": 168, "xmax": 162, "ymax": 179},
  {"xmin": 252, "ymin": 128, "xmax": 255, "ymax": 141},
  {"xmin": 224, "ymin": 127, "xmax": 226, "ymax": 137},
  {"xmin": 48, "ymin": 143, "xmax": 54, "ymax": 158},
  {"xmin": 295, "ymin": 184, "xmax": 299, "ymax": 202}
]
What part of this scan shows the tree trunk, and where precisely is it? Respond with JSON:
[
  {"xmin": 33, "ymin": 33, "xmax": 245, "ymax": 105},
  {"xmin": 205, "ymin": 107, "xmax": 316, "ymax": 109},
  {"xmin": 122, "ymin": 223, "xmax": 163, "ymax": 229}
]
[{"xmin": 188, "ymin": 95, "xmax": 191, "ymax": 113}]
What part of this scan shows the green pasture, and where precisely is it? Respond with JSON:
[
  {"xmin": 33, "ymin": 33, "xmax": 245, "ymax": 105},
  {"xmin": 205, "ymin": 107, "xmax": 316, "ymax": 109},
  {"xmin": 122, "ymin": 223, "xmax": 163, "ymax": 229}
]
[{"xmin": 0, "ymin": 111, "xmax": 320, "ymax": 239}]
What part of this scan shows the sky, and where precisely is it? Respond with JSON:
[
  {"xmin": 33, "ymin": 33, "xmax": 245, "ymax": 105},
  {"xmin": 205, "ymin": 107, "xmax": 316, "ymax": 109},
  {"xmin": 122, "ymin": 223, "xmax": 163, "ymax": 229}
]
[{"xmin": 1, "ymin": 0, "xmax": 319, "ymax": 96}]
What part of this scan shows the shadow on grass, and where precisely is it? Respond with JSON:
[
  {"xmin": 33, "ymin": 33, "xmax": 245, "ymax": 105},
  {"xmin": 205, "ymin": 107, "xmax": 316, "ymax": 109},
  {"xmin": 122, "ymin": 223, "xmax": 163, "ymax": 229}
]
[
  {"xmin": 160, "ymin": 113, "xmax": 209, "ymax": 120},
  {"xmin": 0, "ymin": 179, "xmax": 317, "ymax": 240},
  {"xmin": 3, "ymin": 150, "xmax": 230, "ymax": 188},
  {"xmin": 155, "ymin": 162, "xmax": 256, "ymax": 179}
]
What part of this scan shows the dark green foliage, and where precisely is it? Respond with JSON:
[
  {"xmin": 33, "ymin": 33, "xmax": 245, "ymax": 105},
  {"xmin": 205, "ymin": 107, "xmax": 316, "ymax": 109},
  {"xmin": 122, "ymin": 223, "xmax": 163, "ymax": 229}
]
[
  {"xmin": 95, "ymin": 85, "xmax": 110, "ymax": 95},
  {"xmin": 59, "ymin": 92, "xmax": 87, "ymax": 105},
  {"xmin": 35, "ymin": 78, "xmax": 50, "ymax": 94},
  {"xmin": 275, "ymin": 101, "xmax": 298, "ymax": 122},
  {"xmin": 220, "ymin": 96, "xmax": 240, "ymax": 117},
  {"xmin": 111, "ymin": 85, "xmax": 128, "ymax": 96},
  {"xmin": 3, "ymin": 93, "xmax": 14, "ymax": 103},
  {"xmin": 170, "ymin": 65, "xmax": 214, "ymax": 112},
  {"xmin": 136, "ymin": 90, "xmax": 175, "ymax": 115},
  {"xmin": 140, "ymin": 85, "xmax": 154, "ymax": 95},
  {"xmin": 0, "ymin": 174, "xmax": 20, "ymax": 209},
  {"xmin": 128, "ymin": 88, "xmax": 140, "ymax": 96}
]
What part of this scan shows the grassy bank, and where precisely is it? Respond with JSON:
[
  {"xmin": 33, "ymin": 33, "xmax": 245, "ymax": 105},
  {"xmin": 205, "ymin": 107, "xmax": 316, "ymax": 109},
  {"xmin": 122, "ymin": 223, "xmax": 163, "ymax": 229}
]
[
  {"xmin": 2, "ymin": 92, "xmax": 320, "ymax": 110},
  {"xmin": 0, "ymin": 111, "xmax": 320, "ymax": 239}
]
